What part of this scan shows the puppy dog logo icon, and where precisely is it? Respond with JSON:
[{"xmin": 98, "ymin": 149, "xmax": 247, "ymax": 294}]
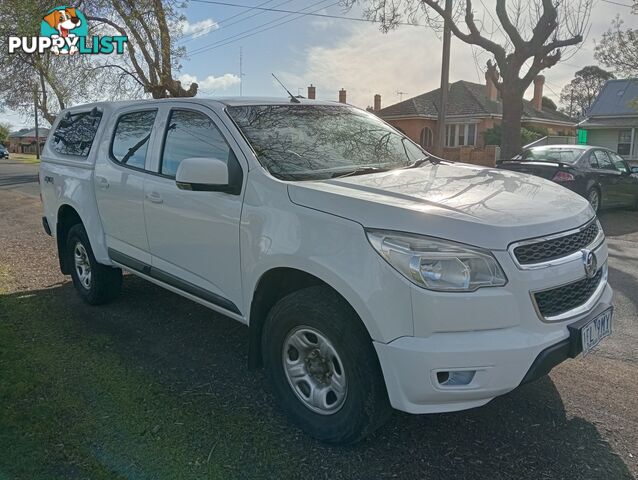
[{"xmin": 41, "ymin": 6, "xmax": 89, "ymax": 55}]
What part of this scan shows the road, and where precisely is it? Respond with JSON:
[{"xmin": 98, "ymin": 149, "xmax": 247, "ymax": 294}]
[
  {"xmin": 0, "ymin": 157, "xmax": 40, "ymax": 197},
  {"xmin": 0, "ymin": 158, "xmax": 636, "ymax": 479}
]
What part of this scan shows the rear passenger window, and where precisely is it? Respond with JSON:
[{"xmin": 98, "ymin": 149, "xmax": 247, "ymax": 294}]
[
  {"xmin": 51, "ymin": 110, "xmax": 102, "ymax": 157},
  {"xmin": 161, "ymin": 110, "xmax": 231, "ymax": 177},
  {"xmin": 593, "ymin": 150, "xmax": 614, "ymax": 170},
  {"xmin": 111, "ymin": 111, "xmax": 157, "ymax": 170}
]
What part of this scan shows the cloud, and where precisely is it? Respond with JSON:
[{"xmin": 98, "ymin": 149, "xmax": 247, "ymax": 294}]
[
  {"xmin": 179, "ymin": 73, "xmax": 241, "ymax": 93},
  {"xmin": 280, "ymin": 0, "xmax": 620, "ymax": 110},
  {"xmin": 179, "ymin": 18, "xmax": 218, "ymax": 38},
  {"xmin": 280, "ymin": 24, "xmax": 483, "ymax": 109}
]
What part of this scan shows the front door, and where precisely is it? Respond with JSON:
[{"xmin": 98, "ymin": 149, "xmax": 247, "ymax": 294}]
[{"xmin": 142, "ymin": 104, "xmax": 246, "ymax": 315}]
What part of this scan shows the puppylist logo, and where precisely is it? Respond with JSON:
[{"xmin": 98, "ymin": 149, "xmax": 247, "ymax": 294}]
[{"xmin": 8, "ymin": 6, "xmax": 127, "ymax": 55}]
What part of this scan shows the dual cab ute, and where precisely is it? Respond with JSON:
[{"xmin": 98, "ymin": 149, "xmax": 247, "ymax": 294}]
[{"xmin": 40, "ymin": 98, "xmax": 613, "ymax": 443}]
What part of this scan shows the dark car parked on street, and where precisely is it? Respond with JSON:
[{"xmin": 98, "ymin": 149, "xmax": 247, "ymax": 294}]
[
  {"xmin": 497, "ymin": 145, "xmax": 638, "ymax": 213},
  {"xmin": 0, "ymin": 145, "xmax": 8, "ymax": 159}
]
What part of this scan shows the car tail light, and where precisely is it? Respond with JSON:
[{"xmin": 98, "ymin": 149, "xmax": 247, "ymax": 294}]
[{"xmin": 552, "ymin": 171, "xmax": 575, "ymax": 182}]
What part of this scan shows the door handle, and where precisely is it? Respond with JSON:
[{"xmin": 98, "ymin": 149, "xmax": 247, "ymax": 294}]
[
  {"xmin": 146, "ymin": 191, "xmax": 163, "ymax": 204},
  {"xmin": 95, "ymin": 176, "xmax": 109, "ymax": 189}
]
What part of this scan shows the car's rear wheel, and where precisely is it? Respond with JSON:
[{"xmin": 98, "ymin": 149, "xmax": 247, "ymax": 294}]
[
  {"xmin": 587, "ymin": 188, "xmax": 601, "ymax": 213},
  {"xmin": 262, "ymin": 286, "xmax": 392, "ymax": 444},
  {"xmin": 67, "ymin": 224, "xmax": 122, "ymax": 305}
]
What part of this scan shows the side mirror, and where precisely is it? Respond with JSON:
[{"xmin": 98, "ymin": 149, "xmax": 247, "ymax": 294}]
[{"xmin": 175, "ymin": 157, "xmax": 229, "ymax": 192}]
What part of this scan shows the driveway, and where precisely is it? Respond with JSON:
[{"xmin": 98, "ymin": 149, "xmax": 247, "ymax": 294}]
[{"xmin": 0, "ymin": 165, "xmax": 635, "ymax": 479}]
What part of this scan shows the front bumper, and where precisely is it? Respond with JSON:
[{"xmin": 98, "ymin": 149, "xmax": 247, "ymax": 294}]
[{"xmin": 374, "ymin": 283, "xmax": 613, "ymax": 414}]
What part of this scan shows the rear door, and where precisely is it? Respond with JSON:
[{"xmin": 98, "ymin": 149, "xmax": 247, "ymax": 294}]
[
  {"xmin": 94, "ymin": 107, "xmax": 159, "ymax": 263},
  {"xmin": 589, "ymin": 149, "xmax": 622, "ymax": 206},
  {"xmin": 609, "ymin": 152, "xmax": 638, "ymax": 206}
]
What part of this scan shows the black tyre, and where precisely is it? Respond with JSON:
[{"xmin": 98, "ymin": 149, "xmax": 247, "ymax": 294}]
[
  {"xmin": 587, "ymin": 187, "xmax": 601, "ymax": 213},
  {"xmin": 67, "ymin": 224, "xmax": 122, "ymax": 305},
  {"xmin": 262, "ymin": 286, "xmax": 392, "ymax": 444}
]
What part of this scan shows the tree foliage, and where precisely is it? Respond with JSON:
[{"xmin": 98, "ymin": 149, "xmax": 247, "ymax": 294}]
[
  {"xmin": 483, "ymin": 124, "xmax": 547, "ymax": 148},
  {"xmin": 559, "ymin": 66, "xmax": 615, "ymax": 119},
  {"xmin": 595, "ymin": 15, "xmax": 638, "ymax": 78},
  {"xmin": 0, "ymin": 122, "xmax": 11, "ymax": 145},
  {"xmin": 0, "ymin": 0, "xmax": 196, "ymax": 125},
  {"xmin": 346, "ymin": 0, "xmax": 592, "ymax": 159}
]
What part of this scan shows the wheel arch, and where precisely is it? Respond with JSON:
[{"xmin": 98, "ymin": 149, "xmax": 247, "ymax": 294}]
[
  {"xmin": 247, "ymin": 267, "xmax": 373, "ymax": 370},
  {"xmin": 56, "ymin": 204, "xmax": 84, "ymax": 274}
]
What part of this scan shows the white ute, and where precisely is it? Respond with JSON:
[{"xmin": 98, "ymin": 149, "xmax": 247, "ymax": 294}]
[{"xmin": 40, "ymin": 98, "xmax": 613, "ymax": 443}]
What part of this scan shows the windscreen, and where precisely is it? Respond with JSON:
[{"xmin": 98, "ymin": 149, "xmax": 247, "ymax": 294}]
[
  {"xmin": 516, "ymin": 147, "xmax": 583, "ymax": 164},
  {"xmin": 227, "ymin": 104, "xmax": 424, "ymax": 180}
]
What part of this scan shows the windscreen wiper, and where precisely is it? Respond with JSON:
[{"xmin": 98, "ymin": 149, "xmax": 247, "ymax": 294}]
[
  {"xmin": 404, "ymin": 155, "xmax": 442, "ymax": 169},
  {"xmin": 331, "ymin": 166, "xmax": 392, "ymax": 178}
]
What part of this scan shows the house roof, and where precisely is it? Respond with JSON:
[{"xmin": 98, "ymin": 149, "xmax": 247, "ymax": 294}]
[
  {"xmin": 586, "ymin": 78, "xmax": 638, "ymax": 117},
  {"xmin": 377, "ymin": 80, "xmax": 573, "ymax": 124},
  {"xmin": 9, "ymin": 128, "xmax": 50, "ymax": 138}
]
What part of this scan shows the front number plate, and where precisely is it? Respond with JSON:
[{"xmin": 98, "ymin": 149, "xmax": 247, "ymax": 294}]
[{"xmin": 581, "ymin": 308, "xmax": 613, "ymax": 355}]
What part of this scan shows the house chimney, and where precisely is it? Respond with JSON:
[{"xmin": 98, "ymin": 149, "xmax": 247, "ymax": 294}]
[
  {"xmin": 533, "ymin": 75, "xmax": 544, "ymax": 111},
  {"xmin": 307, "ymin": 84, "xmax": 316, "ymax": 100},
  {"xmin": 374, "ymin": 94, "xmax": 381, "ymax": 112},
  {"xmin": 485, "ymin": 71, "xmax": 498, "ymax": 102},
  {"xmin": 339, "ymin": 88, "xmax": 346, "ymax": 104}
]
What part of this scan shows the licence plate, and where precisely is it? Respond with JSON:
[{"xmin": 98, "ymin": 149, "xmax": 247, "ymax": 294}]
[{"xmin": 581, "ymin": 308, "xmax": 613, "ymax": 355}]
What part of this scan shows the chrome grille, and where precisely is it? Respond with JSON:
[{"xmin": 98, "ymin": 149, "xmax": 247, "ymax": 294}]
[
  {"xmin": 514, "ymin": 221, "xmax": 599, "ymax": 265},
  {"xmin": 534, "ymin": 268, "xmax": 603, "ymax": 319}
]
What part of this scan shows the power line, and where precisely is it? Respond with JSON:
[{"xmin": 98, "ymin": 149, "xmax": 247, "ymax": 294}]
[
  {"xmin": 180, "ymin": 0, "xmax": 295, "ymax": 44},
  {"xmin": 188, "ymin": 0, "xmax": 338, "ymax": 56},
  {"xmin": 189, "ymin": 0, "xmax": 426, "ymax": 27},
  {"xmin": 598, "ymin": 0, "xmax": 633, "ymax": 7}
]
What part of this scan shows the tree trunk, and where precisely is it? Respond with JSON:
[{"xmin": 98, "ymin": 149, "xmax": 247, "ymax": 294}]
[{"xmin": 500, "ymin": 85, "xmax": 523, "ymax": 160}]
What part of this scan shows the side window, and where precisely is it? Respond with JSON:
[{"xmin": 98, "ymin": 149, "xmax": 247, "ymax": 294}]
[
  {"xmin": 610, "ymin": 152, "xmax": 628, "ymax": 173},
  {"xmin": 593, "ymin": 150, "xmax": 614, "ymax": 170},
  {"xmin": 587, "ymin": 152, "xmax": 598, "ymax": 169},
  {"xmin": 51, "ymin": 110, "xmax": 102, "ymax": 157},
  {"xmin": 111, "ymin": 110, "xmax": 157, "ymax": 170},
  {"xmin": 617, "ymin": 130, "xmax": 632, "ymax": 156},
  {"xmin": 161, "ymin": 110, "xmax": 231, "ymax": 177}
]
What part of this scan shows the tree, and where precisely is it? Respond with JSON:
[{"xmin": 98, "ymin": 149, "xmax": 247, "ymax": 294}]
[
  {"xmin": 559, "ymin": 66, "xmax": 615, "ymax": 118},
  {"xmin": 0, "ymin": 122, "xmax": 11, "ymax": 145},
  {"xmin": 483, "ymin": 124, "xmax": 547, "ymax": 148},
  {"xmin": 595, "ymin": 16, "xmax": 638, "ymax": 78},
  {"xmin": 85, "ymin": 0, "xmax": 198, "ymax": 99},
  {"xmin": 542, "ymin": 96, "xmax": 557, "ymax": 111},
  {"xmin": 347, "ymin": 0, "xmax": 592, "ymax": 159},
  {"xmin": 0, "ymin": 0, "xmax": 196, "ymax": 125}
]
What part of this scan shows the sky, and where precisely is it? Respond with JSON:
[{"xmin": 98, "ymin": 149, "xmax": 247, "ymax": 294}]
[{"xmin": 2, "ymin": 0, "xmax": 636, "ymax": 130}]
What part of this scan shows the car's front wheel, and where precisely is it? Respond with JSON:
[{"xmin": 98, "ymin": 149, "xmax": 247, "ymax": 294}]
[
  {"xmin": 67, "ymin": 224, "xmax": 122, "ymax": 305},
  {"xmin": 262, "ymin": 286, "xmax": 392, "ymax": 444}
]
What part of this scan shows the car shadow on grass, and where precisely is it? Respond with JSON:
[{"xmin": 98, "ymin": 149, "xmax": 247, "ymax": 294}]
[{"xmin": 0, "ymin": 277, "xmax": 633, "ymax": 480}]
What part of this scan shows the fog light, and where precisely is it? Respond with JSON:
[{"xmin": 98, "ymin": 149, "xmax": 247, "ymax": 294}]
[{"xmin": 437, "ymin": 370, "xmax": 475, "ymax": 386}]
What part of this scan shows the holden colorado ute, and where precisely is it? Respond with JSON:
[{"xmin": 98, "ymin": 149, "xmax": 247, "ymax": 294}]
[{"xmin": 39, "ymin": 98, "xmax": 613, "ymax": 443}]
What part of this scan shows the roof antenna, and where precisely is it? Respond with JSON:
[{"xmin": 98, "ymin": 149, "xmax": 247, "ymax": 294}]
[{"xmin": 272, "ymin": 73, "xmax": 301, "ymax": 103}]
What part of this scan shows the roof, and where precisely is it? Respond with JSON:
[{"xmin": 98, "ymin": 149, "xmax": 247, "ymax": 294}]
[
  {"xmin": 9, "ymin": 128, "xmax": 50, "ymax": 138},
  {"xmin": 586, "ymin": 79, "xmax": 638, "ymax": 117},
  {"xmin": 59, "ymin": 97, "xmax": 340, "ymax": 115},
  {"xmin": 577, "ymin": 116, "xmax": 638, "ymax": 129},
  {"xmin": 377, "ymin": 80, "xmax": 573, "ymax": 124}
]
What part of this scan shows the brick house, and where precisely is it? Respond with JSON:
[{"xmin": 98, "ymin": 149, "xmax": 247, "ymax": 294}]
[
  {"xmin": 371, "ymin": 75, "xmax": 575, "ymax": 164},
  {"xmin": 8, "ymin": 128, "xmax": 49, "ymax": 154}
]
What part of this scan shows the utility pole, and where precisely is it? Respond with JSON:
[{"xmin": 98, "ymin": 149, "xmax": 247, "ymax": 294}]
[
  {"xmin": 34, "ymin": 91, "xmax": 40, "ymax": 160},
  {"xmin": 435, "ymin": 0, "xmax": 452, "ymax": 155}
]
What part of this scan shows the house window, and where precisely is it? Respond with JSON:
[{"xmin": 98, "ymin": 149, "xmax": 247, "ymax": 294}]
[
  {"xmin": 419, "ymin": 127, "xmax": 433, "ymax": 148},
  {"xmin": 445, "ymin": 123, "xmax": 477, "ymax": 147},
  {"xmin": 618, "ymin": 129, "xmax": 632, "ymax": 156}
]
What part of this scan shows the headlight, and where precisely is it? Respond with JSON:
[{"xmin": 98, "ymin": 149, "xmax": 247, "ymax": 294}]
[{"xmin": 366, "ymin": 229, "xmax": 507, "ymax": 292}]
